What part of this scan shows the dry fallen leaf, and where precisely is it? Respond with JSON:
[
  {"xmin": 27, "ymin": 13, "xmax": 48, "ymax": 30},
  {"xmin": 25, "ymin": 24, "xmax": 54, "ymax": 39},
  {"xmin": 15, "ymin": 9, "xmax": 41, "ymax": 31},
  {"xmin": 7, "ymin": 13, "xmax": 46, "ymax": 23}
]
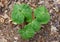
[{"xmin": 0, "ymin": 16, "xmax": 4, "ymax": 23}]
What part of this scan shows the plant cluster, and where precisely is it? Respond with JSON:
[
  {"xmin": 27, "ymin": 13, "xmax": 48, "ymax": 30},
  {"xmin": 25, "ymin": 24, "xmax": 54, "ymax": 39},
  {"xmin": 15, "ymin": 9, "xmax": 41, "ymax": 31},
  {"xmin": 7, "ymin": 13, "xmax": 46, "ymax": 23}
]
[{"xmin": 11, "ymin": 3, "xmax": 50, "ymax": 39}]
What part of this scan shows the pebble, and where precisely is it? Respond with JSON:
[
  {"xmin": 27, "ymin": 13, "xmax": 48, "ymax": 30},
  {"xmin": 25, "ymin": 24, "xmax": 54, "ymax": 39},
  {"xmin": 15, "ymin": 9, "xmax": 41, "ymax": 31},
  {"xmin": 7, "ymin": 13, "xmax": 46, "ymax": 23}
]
[
  {"xmin": 14, "ymin": 36, "xmax": 18, "ymax": 40},
  {"xmin": 38, "ymin": 1, "xmax": 44, "ymax": 4},
  {"xmin": 14, "ymin": 41, "xmax": 17, "ymax": 42},
  {"xmin": 51, "ymin": 26, "xmax": 58, "ymax": 33}
]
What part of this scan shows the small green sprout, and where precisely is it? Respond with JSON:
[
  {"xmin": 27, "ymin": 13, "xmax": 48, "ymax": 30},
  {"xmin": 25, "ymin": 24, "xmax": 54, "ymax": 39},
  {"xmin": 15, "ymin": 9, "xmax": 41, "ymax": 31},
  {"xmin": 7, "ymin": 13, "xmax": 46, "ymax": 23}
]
[
  {"xmin": 19, "ymin": 4, "xmax": 32, "ymax": 22},
  {"xmin": 34, "ymin": 6, "xmax": 50, "ymax": 24},
  {"xmin": 18, "ymin": 20, "xmax": 41, "ymax": 39},
  {"xmin": 11, "ymin": 4, "xmax": 24, "ymax": 24},
  {"xmin": 11, "ymin": 3, "xmax": 32, "ymax": 24},
  {"xmin": 11, "ymin": 3, "xmax": 50, "ymax": 39}
]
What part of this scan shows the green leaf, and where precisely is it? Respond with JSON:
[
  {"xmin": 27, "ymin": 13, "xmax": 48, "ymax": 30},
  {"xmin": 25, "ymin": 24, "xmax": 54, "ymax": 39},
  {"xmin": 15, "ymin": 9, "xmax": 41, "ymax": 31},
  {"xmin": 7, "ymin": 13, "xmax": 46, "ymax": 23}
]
[
  {"xmin": 18, "ymin": 20, "xmax": 41, "ymax": 39},
  {"xmin": 11, "ymin": 4, "xmax": 24, "ymax": 24},
  {"xmin": 31, "ymin": 20, "xmax": 41, "ymax": 32},
  {"xmin": 34, "ymin": 6, "xmax": 50, "ymax": 24},
  {"xmin": 18, "ymin": 27, "xmax": 35, "ymax": 39},
  {"xmin": 23, "ymin": 19, "xmax": 41, "ymax": 32},
  {"xmin": 11, "ymin": 3, "xmax": 32, "ymax": 24},
  {"xmin": 19, "ymin": 3, "xmax": 32, "ymax": 22}
]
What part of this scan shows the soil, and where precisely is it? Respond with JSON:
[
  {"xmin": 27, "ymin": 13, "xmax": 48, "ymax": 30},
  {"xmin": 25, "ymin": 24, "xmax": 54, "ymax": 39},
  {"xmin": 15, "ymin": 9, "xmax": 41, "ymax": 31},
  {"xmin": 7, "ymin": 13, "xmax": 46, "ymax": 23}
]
[{"xmin": 0, "ymin": 0, "xmax": 60, "ymax": 42}]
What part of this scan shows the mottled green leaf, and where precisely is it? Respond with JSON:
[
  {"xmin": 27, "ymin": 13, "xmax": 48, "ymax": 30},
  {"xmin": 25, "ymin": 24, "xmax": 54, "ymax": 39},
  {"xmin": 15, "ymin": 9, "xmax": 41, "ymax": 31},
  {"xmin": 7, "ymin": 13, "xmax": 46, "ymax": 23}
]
[
  {"xmin": 34, "ymin": 6, "xmax": 50, "ymax": 24},
  {"xmin": 18, "ymin": 20, "xmax": 41, "ymax": 39},
  {"xmin": 11, "ymin": 4, "xmax": 24, "ymax": 24},
  {"xmin": 19, "ymin": 3, "xmax": 32, "ymax": 22},
  {"xmin": 18, "ymin": 27, "xmax": 35, "ymax": 39},
  {"xmin": 31, "ymin": 20, "xmax": 41, "ymax": 32}
]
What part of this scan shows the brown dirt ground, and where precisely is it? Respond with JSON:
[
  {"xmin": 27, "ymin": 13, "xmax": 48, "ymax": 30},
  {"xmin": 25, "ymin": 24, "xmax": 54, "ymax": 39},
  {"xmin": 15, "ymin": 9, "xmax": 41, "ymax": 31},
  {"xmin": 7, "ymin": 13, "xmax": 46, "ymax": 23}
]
[{"xmin": 0, "ymin": 0, "xmax": 60, "ymax": 42}]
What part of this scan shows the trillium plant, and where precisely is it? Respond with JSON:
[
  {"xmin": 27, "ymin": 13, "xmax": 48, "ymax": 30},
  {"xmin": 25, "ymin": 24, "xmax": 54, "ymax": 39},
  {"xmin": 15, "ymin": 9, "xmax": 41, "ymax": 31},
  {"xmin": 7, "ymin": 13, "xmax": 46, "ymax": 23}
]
[{"xmin": 11, "ymin": 3, "xmax": 50, "ymax": 39}]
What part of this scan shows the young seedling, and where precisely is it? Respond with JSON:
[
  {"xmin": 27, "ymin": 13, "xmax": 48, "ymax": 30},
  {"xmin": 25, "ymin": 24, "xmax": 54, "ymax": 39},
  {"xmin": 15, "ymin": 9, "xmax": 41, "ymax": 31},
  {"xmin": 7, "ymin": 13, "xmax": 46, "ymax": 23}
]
[
  {"xmin": 11, "ymin": 3, "xmax": 50, "ymax": 39},
  {"xmin": 19, "ymin": 4, "xmax": 32, "ymax": 22},
  {"xmin": 11, "ymin": 4, "xmax": 24, "ymax": 24},
  {"xmin": 34, "ymin": 6, "xmax": 50, "ymax": 24},
  {"xmin": 11, "ymin": 3, "xmax": 32, "ymax": 24},
  {"xmin": 18, "ymin": 20, "xmax": 41, "ymax": 39}
]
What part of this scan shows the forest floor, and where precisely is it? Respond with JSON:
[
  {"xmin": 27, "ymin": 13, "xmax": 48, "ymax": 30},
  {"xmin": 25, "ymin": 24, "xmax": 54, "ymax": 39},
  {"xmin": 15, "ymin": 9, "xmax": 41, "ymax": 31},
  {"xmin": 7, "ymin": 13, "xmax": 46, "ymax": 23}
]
[{"xmin": 0, "ymin": 0, "xmax": 60, "ymax": 42}]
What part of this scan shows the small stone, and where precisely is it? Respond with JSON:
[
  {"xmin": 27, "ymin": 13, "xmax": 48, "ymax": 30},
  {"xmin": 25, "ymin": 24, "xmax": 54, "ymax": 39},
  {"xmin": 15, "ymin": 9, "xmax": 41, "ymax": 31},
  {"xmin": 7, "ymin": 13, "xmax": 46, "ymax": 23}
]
[
  {"xmin": 51, "ymin": 26, "xmax": 58, "ymax": 34},
  {"xmin": 14, "ymin": 41, "xmax": 17, "ymax": 42},
  {"xmin": 14, "ymin": 36, "xmax": 18, "ymax": 40},
  {"xmin": 49, "ymin": 9, "xmax": 53, "ymax": 13},
  {"xmin": 38, "ymin": 1, "xmax": 44, "ymax": 4}
]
